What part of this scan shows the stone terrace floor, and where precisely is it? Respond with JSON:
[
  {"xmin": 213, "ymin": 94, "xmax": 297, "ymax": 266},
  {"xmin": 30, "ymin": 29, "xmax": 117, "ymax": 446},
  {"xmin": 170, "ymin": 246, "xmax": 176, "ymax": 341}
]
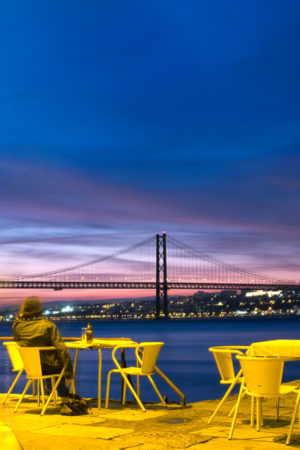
[{"xmin": 1, "ymin": 387, "xmax": 300, "ymax": 450}]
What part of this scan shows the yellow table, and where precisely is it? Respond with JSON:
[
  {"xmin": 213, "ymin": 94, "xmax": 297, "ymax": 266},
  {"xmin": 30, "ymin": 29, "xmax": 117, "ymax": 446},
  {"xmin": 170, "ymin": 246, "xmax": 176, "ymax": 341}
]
[
  {"xmin": 248, "ymin": 340, "xmax": 300, "ymax": 357},
  {"xmin": 65, "ymin": 338, "xmax": 136, "ymax": 408}
]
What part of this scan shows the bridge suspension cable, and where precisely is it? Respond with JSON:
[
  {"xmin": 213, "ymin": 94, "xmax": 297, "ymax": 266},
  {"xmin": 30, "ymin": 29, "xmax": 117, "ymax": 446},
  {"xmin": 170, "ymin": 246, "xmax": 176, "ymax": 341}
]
[
  {"xmin": 166, "ymin": 235, "xmax": 289, "ymax": 285},
  {"xmin": 17, "ymin": 235, "xmax": 156, "ymax": 282},
  {"xmin": 5, "ymin": 232, "xmax": 293, "ymax": 288}
]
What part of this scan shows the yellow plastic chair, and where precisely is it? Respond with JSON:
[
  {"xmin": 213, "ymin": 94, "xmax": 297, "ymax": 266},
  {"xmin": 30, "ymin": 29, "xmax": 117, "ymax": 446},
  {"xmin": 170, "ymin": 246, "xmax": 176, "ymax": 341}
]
[
  {"xmin": 105, "ymin": 342, "xmax": 167, "ymax": 412},
  {"xmin": 229, "ymin": 355, "xmax": 298, "ymax": 440},
  {"xmin": 14, "ymin": 346, "xmax": 66, "ymax": 416},
  {"xmin": 2, "ymin": 342, "xmax": 24, "ymax": 404},
  {"xmin": 208, "ymin": 346, "xmax": 249, "ymax": 424}
]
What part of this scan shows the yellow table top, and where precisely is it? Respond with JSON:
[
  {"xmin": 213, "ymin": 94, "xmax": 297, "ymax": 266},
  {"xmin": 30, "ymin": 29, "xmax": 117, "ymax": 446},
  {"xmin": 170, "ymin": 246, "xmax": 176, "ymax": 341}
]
[
  {"xmin": 65, "ymin": 337, "xmax": 136, "ymax": 349},
  {"xmin": 248, "ymin": 339, "xmax": 300, "ymax": 357}
]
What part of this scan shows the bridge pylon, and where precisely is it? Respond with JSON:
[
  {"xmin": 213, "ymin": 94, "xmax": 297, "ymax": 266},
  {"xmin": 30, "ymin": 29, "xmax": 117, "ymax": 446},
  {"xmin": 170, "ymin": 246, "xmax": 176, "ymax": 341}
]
[{"xmin": 156, "ymin": 232, "xmax": 169, "ymax": 319}]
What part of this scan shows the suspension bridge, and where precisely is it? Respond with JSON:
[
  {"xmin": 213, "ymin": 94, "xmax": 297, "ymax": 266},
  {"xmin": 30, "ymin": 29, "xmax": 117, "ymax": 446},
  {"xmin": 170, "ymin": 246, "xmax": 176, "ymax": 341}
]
[{"xmin": 0, "ymin": 232, "xmax": 298, "ymax": 318}]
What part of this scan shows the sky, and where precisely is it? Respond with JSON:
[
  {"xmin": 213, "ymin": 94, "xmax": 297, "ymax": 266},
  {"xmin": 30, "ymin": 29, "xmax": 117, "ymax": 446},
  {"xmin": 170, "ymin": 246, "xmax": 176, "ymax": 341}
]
[{"xmin": 0, "ymin": 1, "xmax": 300, "ymax": 306}]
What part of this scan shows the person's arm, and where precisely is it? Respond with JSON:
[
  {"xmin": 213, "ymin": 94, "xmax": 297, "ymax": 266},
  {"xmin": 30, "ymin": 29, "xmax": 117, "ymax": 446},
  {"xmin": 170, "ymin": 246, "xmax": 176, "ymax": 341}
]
[
  {"xmin": 48, "ymin": 324, "xmax": 74, "ymax": 380},
  {"xmin": 12, "ymin": 321, "xmax": 21, "ymax": 343}
]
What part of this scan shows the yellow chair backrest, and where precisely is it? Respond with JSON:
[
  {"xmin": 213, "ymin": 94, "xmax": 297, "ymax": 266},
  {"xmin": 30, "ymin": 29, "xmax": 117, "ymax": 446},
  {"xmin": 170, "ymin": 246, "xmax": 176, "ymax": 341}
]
[
  {"xmin": 237, "ymin": 355, "xmax": 284, "ymax": 396},
  {"xmin": 3, "ymin": 342, "xmax": 23, "ymax": 372},
  {"xmin": 211, "ymin": 350, "xmax": 235, "ymax": 381},
  {"xmin": 18, "ymin": 347, "xmax": 44, "ymax": 378},
  {"xmin": 138, "ymin": 342, "xmax": 164, "ymax": 374},
  {"xmin": 209, "ymin": 347, "xmax": 246, "ymax": 382}
]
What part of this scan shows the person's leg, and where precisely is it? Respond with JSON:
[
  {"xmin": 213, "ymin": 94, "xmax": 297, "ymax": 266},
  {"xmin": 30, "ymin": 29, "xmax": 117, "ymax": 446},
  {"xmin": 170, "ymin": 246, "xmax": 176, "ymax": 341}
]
[{"xmin": 56, "ymin": 376, "xmax": 69, "ymax": 398}]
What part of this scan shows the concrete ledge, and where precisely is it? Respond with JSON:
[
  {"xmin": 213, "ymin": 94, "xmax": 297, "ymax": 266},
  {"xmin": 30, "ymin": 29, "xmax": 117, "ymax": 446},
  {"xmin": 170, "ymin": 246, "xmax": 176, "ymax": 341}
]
[{"xmin": 1, "ymin": 387, "xmax": 300, "ymax": 449}]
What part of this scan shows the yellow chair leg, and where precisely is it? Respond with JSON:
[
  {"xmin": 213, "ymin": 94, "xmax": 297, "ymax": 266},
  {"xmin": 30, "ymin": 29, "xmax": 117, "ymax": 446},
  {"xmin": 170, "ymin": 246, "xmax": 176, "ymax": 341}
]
[
  {"xmin": 37, "ymin": 380, "xmax": 40, "ymax": 406},
  {"xmin": 286, "ymin": 390, "xmax": 300, "ymax": 445},
  {"xmin": 120, "ymin": 373, "xmax": 146, "ymax": 412},
  {"xmin": 209, "ymin": 369, "xmax": 242, "ymax": 424},
  {"xmin": 209, "ymin": 383, "xmax": 236, "ymax": 423},
  {"xmin": 14, "ymin": 380, "xmax": 33, "ymax": 413},
  {"xmin": 40, "ymin": 379, "xmax": 45, "ymax": 405},
  {"xmin": 51, "ymin": 377, "xmax": 57, "ymax": 407},
  {"xmin": 228, "ymin": 379, "xmax": 244, "ymax": 440},
  {"xmin": 40, "ymin": 370, "xmax": 64, "ymax": 416},
  {"xmin": 275, "ymin": 397, "xmax": 279, "ymax": 420},
  {"xmin": 260, "ymin": 398, "xmax": 264, "ymax": 427},
  {"xmin": 2, "ymin": 370, "xmax": 24, "ymax": 404},
  {"xmin": 137, "ymin": 375, "xmax": 140, "ymax": 398},
  {"xmin": 250, "ymin": 396, "xmax": 255, "ymax": 427},
  {"xmin": 228, "ymin": 390, "xmax": 246, "ymax": 418},
  {"xmin": 256, "ymin": 397, "xmax": 260, "ymax": 432},
  {"xmin": 122, "ymin": 378, "xmax": 126, "ymax": 405},
  {"xmin": 32, "ymin": 380, "xmax": 37, "ymax": 396},
  {"xmin": 147, "ymin": 375, "xmax": 167, "ymax": 406},
  {"xmin": 154, "ymin": 365, "xmax": 185, "ymax": 406},
  {"xmin": 105, "ymin": 371, "xmax": 112, "ymax": 408}
]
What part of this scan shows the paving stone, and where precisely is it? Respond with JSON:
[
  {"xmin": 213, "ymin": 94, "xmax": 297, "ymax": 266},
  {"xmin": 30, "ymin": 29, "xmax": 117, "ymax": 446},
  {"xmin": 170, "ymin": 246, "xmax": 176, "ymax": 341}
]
[
  {"xmin": 103, "ymin": 409, "xmax": 167, "ymax": 421},
  {"xmin": 0, "ymin": 421, "xmax": 22, "ymax": 449},
  {"xmin": 33, "ymin": 424, "xmax": 134, "ymax": 440}
]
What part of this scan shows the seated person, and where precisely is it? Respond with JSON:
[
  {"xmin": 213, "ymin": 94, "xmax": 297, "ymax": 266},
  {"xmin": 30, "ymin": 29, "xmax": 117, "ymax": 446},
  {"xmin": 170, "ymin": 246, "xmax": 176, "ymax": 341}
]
[{"xmin": 13, "ymin": 296, "xmax": 73, "ymax": 399}]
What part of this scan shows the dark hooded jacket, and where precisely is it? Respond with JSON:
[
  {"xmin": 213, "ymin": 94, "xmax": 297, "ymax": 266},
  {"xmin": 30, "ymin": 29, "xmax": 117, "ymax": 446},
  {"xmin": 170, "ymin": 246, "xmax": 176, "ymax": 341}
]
[{"xmin": 13, "ymin": 316, "xmax": 73, "ymax": 379}]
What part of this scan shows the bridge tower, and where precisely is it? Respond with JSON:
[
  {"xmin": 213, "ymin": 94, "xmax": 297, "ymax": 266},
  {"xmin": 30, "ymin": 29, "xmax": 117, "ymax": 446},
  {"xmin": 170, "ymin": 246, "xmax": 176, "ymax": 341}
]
[{"xmin": 156, "ymin": 232, "xmax": 169, "ymax": 319}]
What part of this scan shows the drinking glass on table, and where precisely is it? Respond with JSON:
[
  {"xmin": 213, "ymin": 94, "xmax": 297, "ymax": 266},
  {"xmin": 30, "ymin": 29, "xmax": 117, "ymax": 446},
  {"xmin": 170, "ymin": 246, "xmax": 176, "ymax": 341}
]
[{"xmin": 81, "ymin": 327, "xmax": 87, "ymax": 342}]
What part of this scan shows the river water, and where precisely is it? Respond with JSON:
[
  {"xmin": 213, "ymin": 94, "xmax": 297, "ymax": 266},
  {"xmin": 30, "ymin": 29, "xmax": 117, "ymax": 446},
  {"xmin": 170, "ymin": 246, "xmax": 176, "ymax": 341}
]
[{"xmin": 1, "ymin": 317, "xmax": 300, "ymax": 403}]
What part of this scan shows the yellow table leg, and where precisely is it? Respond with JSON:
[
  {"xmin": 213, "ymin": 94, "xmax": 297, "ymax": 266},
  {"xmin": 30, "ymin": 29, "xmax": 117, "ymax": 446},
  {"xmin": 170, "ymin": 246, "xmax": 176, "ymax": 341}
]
[
  {"xmin": 98, "ymin": 348, "xmax": 102, "ymax": 409},
  {"xmin": 71, "ymin": 349, "xmax": 79, "ymax": 394}
]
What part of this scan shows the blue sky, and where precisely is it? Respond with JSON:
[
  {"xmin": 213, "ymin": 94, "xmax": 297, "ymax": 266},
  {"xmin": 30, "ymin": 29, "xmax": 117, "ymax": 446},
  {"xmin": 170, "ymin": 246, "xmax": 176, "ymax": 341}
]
[{"xmin": 0, "ymin": 1, "xmax": 300, "ymax": 304}]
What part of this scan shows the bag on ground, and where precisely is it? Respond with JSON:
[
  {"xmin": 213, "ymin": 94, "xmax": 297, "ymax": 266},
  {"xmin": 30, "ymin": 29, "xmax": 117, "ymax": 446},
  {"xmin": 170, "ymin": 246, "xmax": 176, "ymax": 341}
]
[{"xmin": 60, "ymin": 393, "xmax": 90, "ymax": 415}]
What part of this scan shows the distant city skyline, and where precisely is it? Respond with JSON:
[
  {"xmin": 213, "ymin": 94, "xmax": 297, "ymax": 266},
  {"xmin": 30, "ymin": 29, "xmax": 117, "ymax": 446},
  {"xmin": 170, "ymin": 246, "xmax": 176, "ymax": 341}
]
[{"xmin": 0, "ymin": 1, "xmax": 300, "ymax": 305}]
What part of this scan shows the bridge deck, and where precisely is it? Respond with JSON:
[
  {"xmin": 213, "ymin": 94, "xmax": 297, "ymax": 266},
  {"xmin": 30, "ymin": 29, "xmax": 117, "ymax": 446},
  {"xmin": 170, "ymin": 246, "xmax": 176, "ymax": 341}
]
[{"xmin": 0, "ymin": 280, "xmax": 298, "ymax": 290}]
